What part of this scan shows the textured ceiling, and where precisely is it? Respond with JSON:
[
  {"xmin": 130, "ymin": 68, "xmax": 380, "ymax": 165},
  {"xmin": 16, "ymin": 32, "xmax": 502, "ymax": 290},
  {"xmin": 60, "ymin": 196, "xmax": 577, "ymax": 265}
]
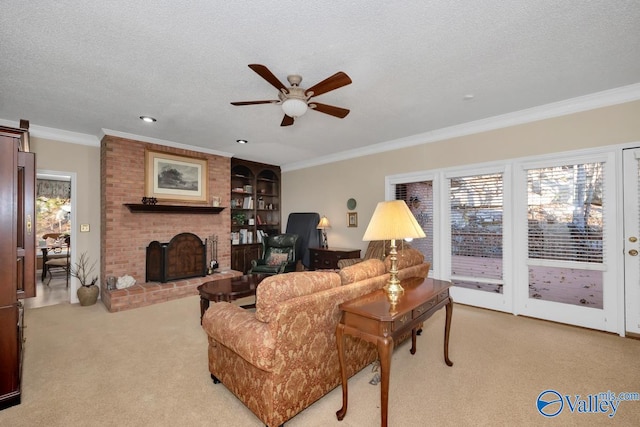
[{"xmin": 1, "ymin": 1, "xmax": 639, "ymax": 170}]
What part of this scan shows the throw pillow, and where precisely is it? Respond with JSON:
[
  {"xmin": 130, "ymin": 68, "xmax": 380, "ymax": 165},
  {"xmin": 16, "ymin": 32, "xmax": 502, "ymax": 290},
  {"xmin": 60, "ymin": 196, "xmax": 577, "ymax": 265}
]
[{"xmin": 267, "ymin": 252, "xmax": 289, "ymax": 266}]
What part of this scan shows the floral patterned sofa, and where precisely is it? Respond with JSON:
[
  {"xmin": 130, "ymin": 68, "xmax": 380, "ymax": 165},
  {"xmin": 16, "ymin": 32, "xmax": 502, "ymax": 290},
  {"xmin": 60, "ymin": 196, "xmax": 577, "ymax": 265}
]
[{"xmin": 201, "ymin": 249, "xmax": 430, "ymax": 427}]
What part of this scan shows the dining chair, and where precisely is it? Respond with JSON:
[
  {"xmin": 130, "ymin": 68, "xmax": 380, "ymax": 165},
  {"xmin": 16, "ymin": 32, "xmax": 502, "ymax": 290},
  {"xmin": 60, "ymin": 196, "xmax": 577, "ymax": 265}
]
[{"xmin": 44, "ymin": 235, "xmax": 71, "ymax": 287}]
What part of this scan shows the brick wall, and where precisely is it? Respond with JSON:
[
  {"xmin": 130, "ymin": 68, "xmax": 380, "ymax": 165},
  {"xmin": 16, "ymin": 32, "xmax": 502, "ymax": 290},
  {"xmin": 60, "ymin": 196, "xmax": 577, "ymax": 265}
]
[{"xmin": 100, "ymin": 135, "xmax": 231, "ymax": 309}]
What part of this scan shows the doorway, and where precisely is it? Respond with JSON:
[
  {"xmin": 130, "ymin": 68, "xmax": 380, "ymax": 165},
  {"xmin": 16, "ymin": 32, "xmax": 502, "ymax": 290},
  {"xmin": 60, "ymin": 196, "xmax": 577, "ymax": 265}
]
[
  {"xmin": 25, "ymin": 171, "xmax": 74, "ymax": 308},
  {"xmin": 623, "ymin": 148, "xmax": 640, "ymax": 335}
]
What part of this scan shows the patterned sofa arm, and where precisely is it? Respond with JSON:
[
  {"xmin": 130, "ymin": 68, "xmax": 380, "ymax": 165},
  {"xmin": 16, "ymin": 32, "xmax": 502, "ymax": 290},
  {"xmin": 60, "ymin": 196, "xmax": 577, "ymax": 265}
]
[
  {"xmin": 337, "ymin": 240, "xmax": 414, "ymax": 269},
  {"xmin": 336, "ymin": 258, "xmax": 363, "ymax": 269},
  {"xmin": 202, "ymin": 302, "xmax": 276, "ymax": 371}
]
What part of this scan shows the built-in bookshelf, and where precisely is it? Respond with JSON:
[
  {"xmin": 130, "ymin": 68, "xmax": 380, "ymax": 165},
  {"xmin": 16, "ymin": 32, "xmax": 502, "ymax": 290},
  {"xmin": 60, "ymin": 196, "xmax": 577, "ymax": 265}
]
[{"xmin": 230, "ymin": 158, "xmax": 281, "ymax": 273}]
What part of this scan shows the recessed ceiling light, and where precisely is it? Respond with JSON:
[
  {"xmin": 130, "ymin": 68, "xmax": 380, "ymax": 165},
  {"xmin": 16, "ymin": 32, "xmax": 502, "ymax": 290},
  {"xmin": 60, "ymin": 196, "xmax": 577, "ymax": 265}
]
[
  {"xmin": 463, "ymin": 94, "xmax": 475, "ymax": 101},
  {"xmin": 139, "ymin": 116, "xmax": 157, "ymax": 123},
  {"xmin": 236, "ymin": 139, "xmax": 248, "ymax": 144}
]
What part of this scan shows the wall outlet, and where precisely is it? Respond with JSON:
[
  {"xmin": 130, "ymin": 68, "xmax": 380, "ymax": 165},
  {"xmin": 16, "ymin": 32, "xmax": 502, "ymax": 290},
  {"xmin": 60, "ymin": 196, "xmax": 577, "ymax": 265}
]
[{"xmin": 80, "ymin": 224, "xmax": 90, "ymax": 232}]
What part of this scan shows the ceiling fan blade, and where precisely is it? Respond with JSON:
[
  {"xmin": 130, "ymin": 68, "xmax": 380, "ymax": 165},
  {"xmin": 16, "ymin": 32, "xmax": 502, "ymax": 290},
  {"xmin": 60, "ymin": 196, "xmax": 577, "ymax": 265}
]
[
  {"xmin": 280, "ymin": 115, "xmax": 294, "ymax": 127},
  {"xmin": 248, "ymin": 64, "xmax": 287, "ymax": 92},
  {"xmin": 311, "ymin": 102, "xmax": 350, "ymax": 118},
  {"xmin": 305, "ymin": 71, "xmax": 352, "ymax": 97},
  {"xmin": 230, "ymin": 100, "xmax": 278, "ymax": 106}
]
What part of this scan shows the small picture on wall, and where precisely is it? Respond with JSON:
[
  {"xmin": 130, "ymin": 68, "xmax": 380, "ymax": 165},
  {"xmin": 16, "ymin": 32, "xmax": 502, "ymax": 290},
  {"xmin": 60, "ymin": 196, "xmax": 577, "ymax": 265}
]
[{"xmin": 347, "ymin": 212, "xmax": 358, "ymax": 227}]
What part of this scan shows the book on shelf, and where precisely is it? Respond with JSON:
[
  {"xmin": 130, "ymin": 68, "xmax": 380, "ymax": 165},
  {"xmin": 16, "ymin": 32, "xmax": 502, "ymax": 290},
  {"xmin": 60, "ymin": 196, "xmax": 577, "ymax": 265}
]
[
  {"xmin": 243, "ymin": 196, "xmax": 253, "ymax": 209},
  {"xmin": 231, "ymin": 232, "xmax": 240, "ymax": 245},
  {"xmin": 256, "ymin": 214, "xmax": 263, "ymax": 225},
  {"xmin": 256, "ymin": 229, "xmax": 268, "ymax": 243}
]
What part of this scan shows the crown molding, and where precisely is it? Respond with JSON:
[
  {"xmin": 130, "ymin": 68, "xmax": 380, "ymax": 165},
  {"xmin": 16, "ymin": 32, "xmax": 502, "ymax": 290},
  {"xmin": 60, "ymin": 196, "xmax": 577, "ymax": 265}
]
[
  {"xmin": 3, "ymin": 83, "xmax": 639, "ymax": 171},
  {"xmin": 100, "ymin": 129, "xmax": 234, "ymax": 157},
  {"xmin": 0, "ymin": 119, "xmax": 101, "ymax": 146},
  {"xmin": 0, "ymin": 119, "xmax": 234, "ymax": 157},
  {"xmin": 281, "ymin": 83, "xmax": 640, "ymax": 172}
]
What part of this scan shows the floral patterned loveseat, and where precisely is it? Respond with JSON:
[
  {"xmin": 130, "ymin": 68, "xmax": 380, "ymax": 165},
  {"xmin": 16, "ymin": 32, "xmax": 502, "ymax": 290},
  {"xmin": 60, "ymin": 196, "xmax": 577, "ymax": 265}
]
[{"xmin": 201, "ymin": 249, "xmax": 429, "ymax": 427}]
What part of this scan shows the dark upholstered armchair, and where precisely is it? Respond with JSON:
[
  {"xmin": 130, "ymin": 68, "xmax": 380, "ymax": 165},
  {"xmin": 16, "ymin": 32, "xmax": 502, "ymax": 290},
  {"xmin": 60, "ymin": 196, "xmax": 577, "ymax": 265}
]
[
  {"xmin": 285, "ymin": 212, "xmax": 321, "ymax": 269},
  {"xmin": 249, "ymin": 234, "xmax": 299, "ymax": 275}
]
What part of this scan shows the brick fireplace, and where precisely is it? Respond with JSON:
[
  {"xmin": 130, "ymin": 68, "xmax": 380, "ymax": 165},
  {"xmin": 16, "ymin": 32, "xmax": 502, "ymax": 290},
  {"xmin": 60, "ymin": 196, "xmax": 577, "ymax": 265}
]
[{"xmin": 100, "ymin": 136, "xmax": 236, "ymax": 312}]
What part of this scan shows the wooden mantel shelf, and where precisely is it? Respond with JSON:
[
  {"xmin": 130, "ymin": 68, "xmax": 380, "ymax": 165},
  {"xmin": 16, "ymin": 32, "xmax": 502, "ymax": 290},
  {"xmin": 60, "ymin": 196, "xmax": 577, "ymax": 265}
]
[{"xmin": 124, "ymin": 204, "xmax": 225, "ymax": 214}]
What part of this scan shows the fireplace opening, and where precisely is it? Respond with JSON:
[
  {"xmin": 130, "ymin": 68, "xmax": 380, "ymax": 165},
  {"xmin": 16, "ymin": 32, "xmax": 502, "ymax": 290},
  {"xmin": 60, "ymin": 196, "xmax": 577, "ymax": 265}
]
[{"xmin": 146, "ymin": 232, "xmax": 207, "ymax": 283}]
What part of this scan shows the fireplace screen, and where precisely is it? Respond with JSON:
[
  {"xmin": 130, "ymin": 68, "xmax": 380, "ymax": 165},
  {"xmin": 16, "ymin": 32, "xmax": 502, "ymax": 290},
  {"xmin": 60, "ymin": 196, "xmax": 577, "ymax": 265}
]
[{"xmin": 146, "ymin": 232, "xmax": 207, "ymax": 283}]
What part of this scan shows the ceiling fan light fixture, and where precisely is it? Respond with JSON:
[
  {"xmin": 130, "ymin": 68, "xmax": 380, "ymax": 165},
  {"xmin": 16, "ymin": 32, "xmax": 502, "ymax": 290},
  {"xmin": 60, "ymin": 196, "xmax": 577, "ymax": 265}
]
[{"xmin": 281, "ymin": 98, "xmax": 308, "ymax": 118}]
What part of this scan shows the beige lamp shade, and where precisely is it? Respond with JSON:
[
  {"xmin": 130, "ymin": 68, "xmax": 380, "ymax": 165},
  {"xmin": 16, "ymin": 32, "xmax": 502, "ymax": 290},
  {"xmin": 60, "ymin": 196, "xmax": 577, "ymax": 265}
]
[
  {"xmin": 317, "ymin": 216, "xmax": 331, "ymax": 229},
  {"xmin": 363, "ymin": 200, "xmax": 425, "ymax": 307},
  {"xmin": 363, "ymin": 200, "xmax": 425, "ymax": 241}
]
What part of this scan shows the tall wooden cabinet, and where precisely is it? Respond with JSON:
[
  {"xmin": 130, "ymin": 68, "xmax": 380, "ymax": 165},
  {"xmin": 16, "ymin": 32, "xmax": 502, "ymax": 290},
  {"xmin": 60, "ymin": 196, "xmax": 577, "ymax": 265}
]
[
  {"xmin": 230, "ymin": 158, "xmax": 281, "ymax": 273},
  {"xmin": 0, "ymin": 122, "xmax": 36, "ymax": 410}
]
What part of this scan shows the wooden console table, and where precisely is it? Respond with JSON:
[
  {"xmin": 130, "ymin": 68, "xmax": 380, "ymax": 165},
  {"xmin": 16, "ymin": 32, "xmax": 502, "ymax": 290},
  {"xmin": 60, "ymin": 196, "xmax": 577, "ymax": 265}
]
[{"xmin": 335, "ymin": 277, "xmax": 453, "ymax": 427}]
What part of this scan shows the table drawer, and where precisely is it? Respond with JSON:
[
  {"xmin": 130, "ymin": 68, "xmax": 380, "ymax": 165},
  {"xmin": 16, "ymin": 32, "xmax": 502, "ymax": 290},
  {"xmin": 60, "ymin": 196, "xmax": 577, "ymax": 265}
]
[
  {"xmin": 393, "ymin": 313, "xmax": 412, "ymax": 330},
  {"xmin": 312, "ymin": 252, "xmax": 335, "ymax": 269},
  {"xmin": 413, "ymin": 297, "xmax": 437, "ymax": 318},
  {"xmin": 438, "ymin": 289, "xmax": 449, "ymax": 303}
]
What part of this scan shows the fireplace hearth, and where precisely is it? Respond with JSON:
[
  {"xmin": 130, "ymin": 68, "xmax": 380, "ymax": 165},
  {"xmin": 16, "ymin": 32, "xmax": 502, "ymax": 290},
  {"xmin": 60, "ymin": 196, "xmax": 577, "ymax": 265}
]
[{"xmin": 146, "ymin": 232, "xmax": 207, "ymax": 283}]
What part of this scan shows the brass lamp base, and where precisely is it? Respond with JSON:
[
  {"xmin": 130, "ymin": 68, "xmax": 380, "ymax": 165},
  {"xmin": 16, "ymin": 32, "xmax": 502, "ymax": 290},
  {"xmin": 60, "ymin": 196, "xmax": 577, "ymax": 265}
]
[{"xmin": 383, "ymin": 238, "xmax": 403, "ymax": 313}]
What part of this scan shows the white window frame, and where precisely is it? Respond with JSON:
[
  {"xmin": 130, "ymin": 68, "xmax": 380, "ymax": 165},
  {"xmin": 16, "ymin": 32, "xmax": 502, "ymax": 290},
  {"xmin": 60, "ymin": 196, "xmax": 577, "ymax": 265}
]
[
  {"xmin": 386, "ymin": 145, "xmax": 627, "ymax": 335},
  {"xmin": 513, "ymin": 151, "xmax": 620, "ymax": 332},
  {"xmin": 443, "ymin": 164, "xmax": 513, "ymax": 313},
  {"xmin": 387, "ymin": 171, "xmax": 439, "ymax": 276}
]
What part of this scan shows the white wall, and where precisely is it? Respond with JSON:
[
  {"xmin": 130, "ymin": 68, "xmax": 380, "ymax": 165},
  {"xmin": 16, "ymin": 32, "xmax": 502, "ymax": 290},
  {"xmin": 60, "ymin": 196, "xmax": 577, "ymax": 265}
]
[
  {"xmin": 30, "ymin": 137, "xmax": 101, "ymax": 301},
  {"xmin": 19, "ymin": 100, "xmax": 640, "ymax": 276},
  {"xmin": 282, "ymin": 100, "xmax": 640, "ymax": 253}
]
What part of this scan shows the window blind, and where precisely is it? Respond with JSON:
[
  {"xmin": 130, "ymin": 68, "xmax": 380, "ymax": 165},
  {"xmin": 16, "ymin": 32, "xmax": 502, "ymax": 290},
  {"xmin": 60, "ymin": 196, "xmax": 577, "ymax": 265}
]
[
  {"xmin": 449, "ymin": 173, "xmax": 503, "ymax": 283},
  {"xmin": 395, "ymin": 181, "xmax": 433, "ymax": 264},
  {"xmin": 527, "ymin": 163, "xmax": 604, "ymax": 263}
]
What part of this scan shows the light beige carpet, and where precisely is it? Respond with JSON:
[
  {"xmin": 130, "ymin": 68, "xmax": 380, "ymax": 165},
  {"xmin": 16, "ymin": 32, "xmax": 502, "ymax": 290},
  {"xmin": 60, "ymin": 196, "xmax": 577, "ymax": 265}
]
[{"xmin": 1, "ymin": 296, "xmax": 639, "ymax": 426}]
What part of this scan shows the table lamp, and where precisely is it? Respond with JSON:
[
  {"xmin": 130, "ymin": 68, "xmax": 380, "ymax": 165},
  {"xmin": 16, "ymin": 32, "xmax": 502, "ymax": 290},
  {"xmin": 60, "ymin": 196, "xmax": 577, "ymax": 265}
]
[
  {"xmin": 317, "ymin": 215, "xmax": 331, "ymax": 248},
  {"xmin": 363, "ymin": 200, "xmax": 426, "ymax": 305}
]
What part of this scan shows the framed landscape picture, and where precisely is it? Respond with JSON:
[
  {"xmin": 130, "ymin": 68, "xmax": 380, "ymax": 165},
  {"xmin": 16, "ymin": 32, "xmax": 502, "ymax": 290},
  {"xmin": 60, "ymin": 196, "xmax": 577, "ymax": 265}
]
[{"xmin": 145, "ymin": 150, "xmax": 208, "ymax": 203}]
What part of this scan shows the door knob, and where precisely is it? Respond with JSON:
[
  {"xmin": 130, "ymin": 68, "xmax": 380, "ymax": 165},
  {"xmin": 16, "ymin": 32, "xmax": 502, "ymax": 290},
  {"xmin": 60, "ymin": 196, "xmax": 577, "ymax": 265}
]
[
  {"xmin": 629, "ymin": 249, "xmax": 638, "ymax": 256},
  {"xmin": 630, "ymin": 236, "xmax": 638, "ymax": 243}
]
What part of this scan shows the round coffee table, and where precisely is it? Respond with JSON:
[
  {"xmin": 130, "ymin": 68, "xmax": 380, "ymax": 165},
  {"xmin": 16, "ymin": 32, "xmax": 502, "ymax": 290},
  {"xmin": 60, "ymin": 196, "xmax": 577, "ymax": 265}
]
[{"xmin": 198, "ymin": 274, "xmax": 269, "ymax": 323}]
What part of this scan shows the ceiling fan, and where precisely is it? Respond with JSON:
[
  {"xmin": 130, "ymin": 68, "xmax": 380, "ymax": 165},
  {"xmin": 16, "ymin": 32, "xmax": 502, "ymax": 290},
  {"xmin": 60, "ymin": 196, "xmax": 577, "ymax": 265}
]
[{"xmin": 230, "ymin": 64, "xmax": 352, "ymax": 127}]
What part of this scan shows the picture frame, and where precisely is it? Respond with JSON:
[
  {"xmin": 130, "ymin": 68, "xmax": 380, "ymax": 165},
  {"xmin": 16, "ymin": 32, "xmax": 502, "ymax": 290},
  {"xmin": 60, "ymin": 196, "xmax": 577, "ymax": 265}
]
[
  {"xmin": 145, "ymin": 150, "xmax": 208, "ymax": 203},
  {"xmin": 347, "ymin": 212, "xmax": 358, "ymax": 227}
]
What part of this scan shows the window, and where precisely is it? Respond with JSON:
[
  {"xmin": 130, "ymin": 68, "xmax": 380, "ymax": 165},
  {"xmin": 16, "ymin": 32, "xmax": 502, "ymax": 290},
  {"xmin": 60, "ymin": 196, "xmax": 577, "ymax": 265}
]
[
  {"xmin": 526, "ymin": 162, "xmax": 605, "ymax": 308},
  {"xmin": 449, "ymin": 173, "xmax": 503, "ymax": 293},
  {"xmin": 36, "ymin": 178, "xmax": 71, "ymax": 240},
  {"xmin": 387, "ymin": 148, "xmax": 618, "ymax": 332},
  {"xmin": 394, "ymin": 181, "xmax": 433, "ymax": 266}
]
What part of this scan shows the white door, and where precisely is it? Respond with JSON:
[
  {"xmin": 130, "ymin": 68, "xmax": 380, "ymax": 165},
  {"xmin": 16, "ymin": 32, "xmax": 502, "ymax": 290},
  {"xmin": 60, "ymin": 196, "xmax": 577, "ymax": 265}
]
[
  {"xmin": 445, "ymin": 167, "xmax": 513, "ymax": 313},
  {"xmin": 515, "ymin": 153, "xmax": 619, "ymax": 333},
  {"xmin": 623, "ymin": 148, "xmax": 640, "ymax": 335}
]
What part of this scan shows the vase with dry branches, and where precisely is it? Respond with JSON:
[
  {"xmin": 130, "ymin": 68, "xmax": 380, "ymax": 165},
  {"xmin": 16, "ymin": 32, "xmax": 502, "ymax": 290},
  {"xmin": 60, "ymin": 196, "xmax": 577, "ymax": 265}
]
[{"xmin": 71, "ymin": 252, "xmax": 99, "ymax": 305}]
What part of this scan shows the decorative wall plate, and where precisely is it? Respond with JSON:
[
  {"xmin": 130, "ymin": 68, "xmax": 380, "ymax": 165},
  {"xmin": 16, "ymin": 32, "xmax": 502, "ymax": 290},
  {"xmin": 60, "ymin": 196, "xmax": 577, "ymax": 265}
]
[{"xmin": 347, "ymin": 198, "xmax": 357, "ymax": 210}]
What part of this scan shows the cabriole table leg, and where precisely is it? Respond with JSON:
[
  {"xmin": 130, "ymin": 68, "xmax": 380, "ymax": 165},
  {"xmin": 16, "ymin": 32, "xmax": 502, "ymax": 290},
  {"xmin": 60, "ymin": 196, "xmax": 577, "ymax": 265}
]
[{"xmin": 335, "ymin": 323, "xmax": 348, "ymax": 420}]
